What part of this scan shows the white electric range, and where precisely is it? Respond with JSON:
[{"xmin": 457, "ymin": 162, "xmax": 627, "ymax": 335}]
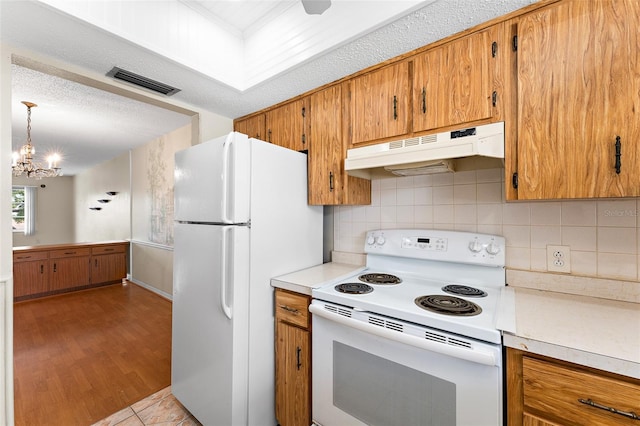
[{"xmin": 310, "ymin": 228, "xmax": 506, "ymax": 426}]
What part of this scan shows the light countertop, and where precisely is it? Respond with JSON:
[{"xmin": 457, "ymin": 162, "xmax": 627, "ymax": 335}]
[
  {"xmin": 499, "ymin": 271, "xmax": 640, "ymax": 379},
  {"xmin": 271, "ymin": 262, "xmax": 366, "ymax": 296}
]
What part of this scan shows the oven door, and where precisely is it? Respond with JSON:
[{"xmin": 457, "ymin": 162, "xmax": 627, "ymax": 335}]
[{"xmin": 310, "ymin": 301, "xmax": 502, "ymax": 426}]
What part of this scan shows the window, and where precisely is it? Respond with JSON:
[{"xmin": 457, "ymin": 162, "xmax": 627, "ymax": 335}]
[{"xmin": 12, "ymin": 186, "xmax": 36, "ymax": 236}]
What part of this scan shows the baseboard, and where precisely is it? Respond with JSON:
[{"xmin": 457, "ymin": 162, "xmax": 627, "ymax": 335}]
[{"xmin": 128, "ymin": 278, "xmax": 172, "ymax": 301}]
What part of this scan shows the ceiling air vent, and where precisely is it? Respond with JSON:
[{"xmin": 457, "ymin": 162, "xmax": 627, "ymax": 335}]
[{"xmin": 106, "ymin": 67, "xmax": 181, "ymax": 96}]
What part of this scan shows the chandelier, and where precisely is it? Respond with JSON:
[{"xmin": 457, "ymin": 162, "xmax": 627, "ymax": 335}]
[{"xmin": 12, "ymin": 101, "xmax": 62, "ymax": 179}]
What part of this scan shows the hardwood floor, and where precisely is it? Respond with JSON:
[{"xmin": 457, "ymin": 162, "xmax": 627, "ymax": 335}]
[{"xmin": 13, "ymin": 282, "xmax": 172, "ymax": 426}]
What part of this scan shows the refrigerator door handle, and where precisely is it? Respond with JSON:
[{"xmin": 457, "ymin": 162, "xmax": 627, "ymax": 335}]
[
  {"xmin": 221, "ymin": 133, "xmax": 233, "ymax": 223},
  {"xmin": 220, "ymin": 226, "xmax": 233, "ymax": 319}
]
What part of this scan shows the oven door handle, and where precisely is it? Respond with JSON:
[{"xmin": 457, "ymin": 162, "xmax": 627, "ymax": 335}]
[{"xmin": 309, "ymin": 304, "xmax": 498, "ymax": 367}]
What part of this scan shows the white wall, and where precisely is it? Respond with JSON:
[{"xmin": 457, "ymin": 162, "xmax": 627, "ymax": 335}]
[
  {"xmin": 12, "ymin": 175, "xmax": 75, "ymax": 247},
  {"xmin": 334, "ymin": 170, "xmax": 640, "ymax": 284},
  {"xmin": 74, "ymin": 152, "xmax": 130, "ymax": 243}
]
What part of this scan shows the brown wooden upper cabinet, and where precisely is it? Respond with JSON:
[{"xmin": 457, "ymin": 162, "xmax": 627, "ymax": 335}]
[
  {"xmin": 234, "ymin": 113, "xmax": 265, "ymax": 140},
  {"xmin": 308, "ymin": 84, "xmax": 371, "ymax": 205},
  {"xmin": 349, "ymin": 61, "xmax": 411, "ymax": 146},
  {"xmin": 514, "ymin": 0, "xmax": 640, "ymax": 199},
  {"xmin": 266, "ymin": 98, "xmax": 310, "ymax": 152},
  {"xmin": 413, "ymin": 24, "xmax": 504, "ymax": 133}
]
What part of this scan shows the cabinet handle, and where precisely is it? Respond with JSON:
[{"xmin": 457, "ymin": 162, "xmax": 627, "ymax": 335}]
[
  {"xmin": 302, "ymin": 133, "xmax": 306, "ymax": 145},
  {"xmin": 329, "ymin": 171, "xmax": 334, "ymax": 192},
  {"xmin": 95, "ymin": 259, "xmax": 98, "ymax": 267},
  {"xmin": 578, "ymin": 398, "xmax": 639, "ymax": 420},
  {"xmin": 491, "ymin": 41, "xmax": 498, "ymax": 58},
  {"xmin": 268, "ymin": 129, "xmax": 272, "ymax": 143},
  {"xmin": 64, "ymin": 251, "xmax": 76, "ymax": 255},
  {"xmin": 615, "ymin": 136, "xmax": 621, "ymax": 174},
  {"xmin": 53, "ymin": 263, "xmax": 57, "ymax": 273},
  {"xmin": 421, "ymin": 87, "xmax": 426, "ymax": 114},
  {"xmin": 40, "ymin": 264, "xmax": 44, "ymax": 274},
  {"xmin": 279, "ymin": 304, "xmax": 300, "ymax": 315},
  {"xmin": 17, "ymin": 255, "xmax": 31, "ymax": 259},
  {"xmin": 103, "ymin": 248, "xmax": 114, "ymax": 252},
  {"xmin": 296, "ymin": 346, "xmax": 302, "ymax": 370},
  {"xmin": 393, "ymin": 95, "xmax": 398, "ymax": 120},
  {"xmin": 492, "ymin": 91, "xmax": 497, "ymax": 108}
]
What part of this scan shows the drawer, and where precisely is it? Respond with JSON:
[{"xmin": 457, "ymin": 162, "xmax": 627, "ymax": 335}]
[
  {"xmin": 49, "ymin": 248, "xmax": 91, "ymax": 259},
  {"xmin": 13, "ymin": 251, "xmax": 48, "ymax": 262},
  {"xmin": 275, "ymin": 289, "xmax": 310, "ymax": 329},
  {"xmin": 523, "ymin": 356, "xmax": 640, "ymax": 425},
  {"xmin": 91, "ymin": 245, "xmax": 127, "ymax": 255}
]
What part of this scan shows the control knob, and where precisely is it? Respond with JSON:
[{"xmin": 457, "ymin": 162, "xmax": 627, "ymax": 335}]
[
  {"xmin": 375, "ymin": 235, "xmax": 386, "ymax": 246},
  {"xmin": 486, "ymin": 241, "xmax": 501, "ymax": 255},
  {"xmin": 468, "ymin": 239, "xmax": 483, "ymax": 253},
  {"xmin": 367, "ymin": 235, "xmax": 376, "ymax": 245}
]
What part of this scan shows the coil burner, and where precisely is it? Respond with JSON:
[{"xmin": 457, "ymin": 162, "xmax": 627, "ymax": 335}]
[
  {"xmin": 358, "ymin": 273, "xmax": 402, "ymax": 285},
  {"xmin": 335, "ymin": 283, "xmax": 374, "ymax": 294},
  {"xmin": 442, "ymin": 284, "xmax": 487, "ymax": 298},
  {"xmin": 415, "ymin": 295, "xmax": 482, "ymax": 316}
]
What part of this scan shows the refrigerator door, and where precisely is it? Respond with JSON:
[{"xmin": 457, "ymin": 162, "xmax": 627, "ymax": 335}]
[
  {"xmin": 172, "ymin": 222, "xmax": 250, "ymax": 426},
  {"xmin": 174, "ymin": 132, "xmax": 251, "ymax": 224}
]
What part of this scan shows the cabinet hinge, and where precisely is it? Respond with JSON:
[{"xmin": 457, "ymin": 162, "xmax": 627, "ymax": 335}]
[
  {"xmin": 512, "ymin": 35, "xmax": 518, "ymax": 52},
  {"xmin": 491, "ymin": 41, "xmax": 497, "ymax": 58},
  {"xmin": 512, "ymin": 172, "xmax": 518, "ymax": 189}
]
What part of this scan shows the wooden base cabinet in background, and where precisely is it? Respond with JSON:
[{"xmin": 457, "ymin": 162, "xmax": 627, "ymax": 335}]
[
  {"xmin": 274, "ymin": 289, "xmax": 311, "ymax": 426},
  {"xmin": 507, "ymin": 348, "xmax": 640, "ymax": 426},
  {"xmin": 13, "ymin": 242, "xmax": 129, "ymax": 302},
  {"xmin": 12, "ymin": 251, "xmax": 49, "ymax": 299}
]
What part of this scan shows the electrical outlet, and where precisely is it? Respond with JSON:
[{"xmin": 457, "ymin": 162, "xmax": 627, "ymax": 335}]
[{"xmin": 547, "ymin": 245, "xmax": 571, "ymax": 273}]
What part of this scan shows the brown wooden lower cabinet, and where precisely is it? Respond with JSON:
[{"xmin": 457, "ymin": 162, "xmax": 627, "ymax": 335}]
[
  {"xmin": 507, "ymin": 348, "xmax": 640, "ymax": 426},
  {"xmin": 274, "ymin": 288, "xmax": 311, "ymax": 426},
  {"xmin": 13, "ymin": 242, "xmax": 129, "ymax": 302},
  {"xmin": 13, "ymin": 256, "xmax": 49, "ymax": 299}
]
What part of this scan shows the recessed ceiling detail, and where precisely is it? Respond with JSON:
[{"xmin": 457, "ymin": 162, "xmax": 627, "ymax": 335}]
[{"xmin": 106, "ymin": 67, "xmax": 181, "ymax": 96}]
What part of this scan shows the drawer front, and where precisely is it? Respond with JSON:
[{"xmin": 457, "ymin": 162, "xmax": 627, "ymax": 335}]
[
  {"xmin": 275, "ymin": 289, "xmax": 310, "ymax": 329},
  {"xmin": 13, "ymin": 251, "xmax": 48, "ymax": 262},
  {"xmin": 91, "ymin": 244, "xmax": 127, "ymax": 255},
  {"xmin": 523, "ymin": 356, "xmax": 640, "ymax": 425},
  {"xmin": 49, "ymin": 248, "xmax": 91, "ymax": 259}
]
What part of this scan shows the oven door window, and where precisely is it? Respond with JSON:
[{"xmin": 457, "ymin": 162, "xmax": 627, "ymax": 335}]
[{"xmin": 334, "ymin": 342, "xmax": 455, "ymax": 425}]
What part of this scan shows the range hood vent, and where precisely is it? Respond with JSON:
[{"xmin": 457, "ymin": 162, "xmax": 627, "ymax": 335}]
[
  {"xmin": 345, "ymin": 122, "xmax": 504, "ymax": 178},
  {"xmin": 106, "ymin": 67, "xmax": 181, "ymax": 96}
]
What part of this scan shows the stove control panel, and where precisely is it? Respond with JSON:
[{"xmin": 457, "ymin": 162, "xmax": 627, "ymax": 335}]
[
  {"xmin": 401, "ymin": 236, "xmax": 448, "ymax": 251},
  {"xmin": 364, "ymin": 229, "xmax": 505, "ymax": 267}
]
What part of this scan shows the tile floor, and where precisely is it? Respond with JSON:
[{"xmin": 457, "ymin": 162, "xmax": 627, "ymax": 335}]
[{"xmin": 92, "ymin": 387, "xmax": 201, "ymax": 426}]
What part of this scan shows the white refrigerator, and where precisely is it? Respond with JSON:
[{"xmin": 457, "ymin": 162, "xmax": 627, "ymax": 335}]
[{"xmin": 172, "ymin": 132, "xmax": 323, "ymax": 426}]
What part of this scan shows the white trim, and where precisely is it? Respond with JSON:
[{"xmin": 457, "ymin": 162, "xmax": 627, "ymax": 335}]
[
  {"xmin": 129, "ymin": 239, "xmax": 173, "ymax": 251},
  {"xmin": 128, "ymin": 277, "xmax": 172, "ymax": 301}
]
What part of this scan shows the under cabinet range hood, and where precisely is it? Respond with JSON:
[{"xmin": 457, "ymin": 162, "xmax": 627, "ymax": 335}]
[{"xmin": 345, "ymin": 122, "xmax": 505, "ymax": 178}]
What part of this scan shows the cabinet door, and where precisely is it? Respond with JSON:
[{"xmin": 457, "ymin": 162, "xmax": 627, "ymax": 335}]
[
  {"xmin": 234, "ymin": 114, "xmax": 266, "ymax": 140},
  {"xmin": 266, "ymin": 98, "xmax": 309, "ymax": 152},
  {"xmin": 350, "ymin": 61, "xmax": 410, "ymax": 145},
  {"xmin": 309, "ymin": 85, "xmax": 371, "ymax": 205},
  {"xmin": 275, "ymin": 321, "xmax": 311, "ymax": 426},
  {"xmin": 13, "ymin": 260, "xmax": 49, "ymax": 298},
  {"xmin": 92, "ymin": 253, "xmax": 127, "ymax": 285},
  {"xmin": 516, "ymin": 0, "xmax": 640, "ymax": 199},
  {"xmin": 413, "ymin": 25, "xmax": 502, "ymax": 132},
  {"xmin": 50, "ymin": 257, "xmax": 90, "ymax": 291}
]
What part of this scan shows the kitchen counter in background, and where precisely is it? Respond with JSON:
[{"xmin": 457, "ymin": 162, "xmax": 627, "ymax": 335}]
[{"xmin": 499, "ymin": 270, "xmax": 640, "ymax": 379}]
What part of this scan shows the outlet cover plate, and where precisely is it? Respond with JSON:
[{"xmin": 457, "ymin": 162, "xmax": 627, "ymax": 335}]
[{"xmin": 547, "ymin": 245, "xmax": 571, "ymax": 273}]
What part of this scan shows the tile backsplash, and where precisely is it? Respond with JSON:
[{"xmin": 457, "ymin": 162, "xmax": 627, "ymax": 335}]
[{"xmin": 333, "ymin": 168, "xmax": 640, "ymax": 282}]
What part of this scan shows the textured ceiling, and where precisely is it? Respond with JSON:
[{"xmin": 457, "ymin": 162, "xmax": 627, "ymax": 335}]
[{"xmin": 2, "ymin": 0, "xmax": 535, "ymax": 176}]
